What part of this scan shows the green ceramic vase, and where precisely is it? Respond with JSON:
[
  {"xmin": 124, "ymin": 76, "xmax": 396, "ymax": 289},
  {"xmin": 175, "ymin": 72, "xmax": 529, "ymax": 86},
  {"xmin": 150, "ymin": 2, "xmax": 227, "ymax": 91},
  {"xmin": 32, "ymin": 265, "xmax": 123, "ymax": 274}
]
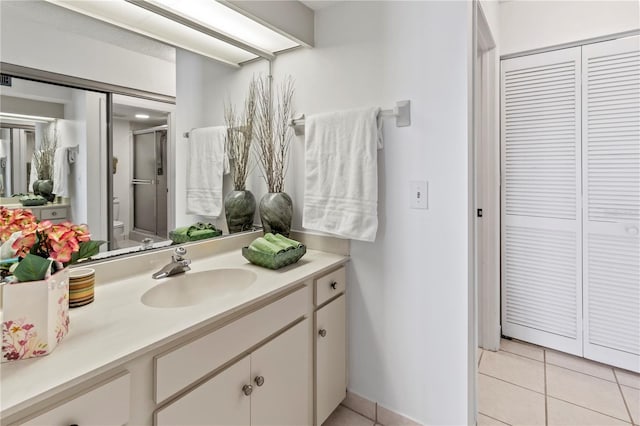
[
  {"xmin": 224, "ymin": 190, "xmax": 256, "ymax": 233},
  {"xmin": 259, "ymin": 192, "xmax": 293, "ymax": 237}
]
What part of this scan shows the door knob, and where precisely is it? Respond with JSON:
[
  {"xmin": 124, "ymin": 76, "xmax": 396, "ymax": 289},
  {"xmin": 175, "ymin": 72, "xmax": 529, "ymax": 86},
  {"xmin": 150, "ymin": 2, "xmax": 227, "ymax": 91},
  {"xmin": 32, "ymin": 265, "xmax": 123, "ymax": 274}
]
[
  {"xmin": 319, "ymin": 328, "xmax": 327, "ymax": 337},
  {"xmin": 254, "ymin": 375, "xmax": 265, "ymax": 387},
  {"xmin": 242, "ymin": 384, "xmax": 253, "ymax": 396}
]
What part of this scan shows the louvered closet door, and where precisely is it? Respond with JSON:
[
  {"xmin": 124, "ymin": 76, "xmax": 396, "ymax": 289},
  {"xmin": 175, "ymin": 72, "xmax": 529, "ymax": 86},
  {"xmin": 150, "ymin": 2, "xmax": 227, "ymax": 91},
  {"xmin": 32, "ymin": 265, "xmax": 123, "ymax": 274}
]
[
  {"xmin": 582, "ymin": 36, "xmax": 640, "ymax": 372},
  {"xmin": 501, "ymin": 47, "xmax": 583, "ymax": 355}
]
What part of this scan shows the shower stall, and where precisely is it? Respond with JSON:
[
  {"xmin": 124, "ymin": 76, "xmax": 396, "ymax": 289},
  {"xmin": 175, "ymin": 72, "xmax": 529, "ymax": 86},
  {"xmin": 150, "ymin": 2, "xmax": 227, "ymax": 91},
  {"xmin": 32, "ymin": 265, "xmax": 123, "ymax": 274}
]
[{"xmin": 131, "ymin": 126, "xmax": 167, "ymax": 240}]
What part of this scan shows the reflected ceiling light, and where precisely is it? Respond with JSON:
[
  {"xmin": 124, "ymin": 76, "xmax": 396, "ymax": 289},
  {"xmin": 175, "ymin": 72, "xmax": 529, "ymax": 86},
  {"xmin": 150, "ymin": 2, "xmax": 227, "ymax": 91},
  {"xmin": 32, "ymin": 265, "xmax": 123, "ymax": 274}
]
[
  {"xmin": 45, "ymin": 0, "xmax": 302, "ymax": 66},
  {"xmin": 135, "ymin": 113, "xmax": 150, "ymax": 119},
  {"xmin": 0, "ymin": 112, "xmax": 56, "ymax": 123}
]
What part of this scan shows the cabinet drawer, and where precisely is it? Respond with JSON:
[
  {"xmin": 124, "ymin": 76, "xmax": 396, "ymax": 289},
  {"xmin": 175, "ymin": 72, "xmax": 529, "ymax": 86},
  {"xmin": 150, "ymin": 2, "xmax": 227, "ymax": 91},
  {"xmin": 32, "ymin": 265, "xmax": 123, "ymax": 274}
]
[
  {"xmin": 315, "ymin": 266, "xmax": 345, "ymax": 306},
  {"xmin": 21, "ymin": 372, "xmax": 130, "ymax": 426},
  {"xmin": 40, "ymin": 207, "xmax": 67, "ymax": 221},
  {"xmin": 155, "ymin": 285, "xmax": 309, "ymax": 403}
]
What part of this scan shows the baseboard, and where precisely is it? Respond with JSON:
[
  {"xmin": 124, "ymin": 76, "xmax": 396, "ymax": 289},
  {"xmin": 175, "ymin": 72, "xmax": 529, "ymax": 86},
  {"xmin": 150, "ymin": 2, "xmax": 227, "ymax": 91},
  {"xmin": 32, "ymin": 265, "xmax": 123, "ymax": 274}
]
[{"xmin": 341, "ymin": 390, "xmax": 422, "ymax": 426}]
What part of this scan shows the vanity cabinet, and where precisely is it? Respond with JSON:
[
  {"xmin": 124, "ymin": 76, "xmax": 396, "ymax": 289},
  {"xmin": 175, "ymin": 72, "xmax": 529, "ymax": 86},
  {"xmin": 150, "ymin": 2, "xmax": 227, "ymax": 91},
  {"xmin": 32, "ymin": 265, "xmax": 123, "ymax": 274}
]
[
  {"xmin": 19, "ymin": 372, "xmax": 130, "ymax": 426},
  {"xmin": 156, "ymin": 319, "xmax": 309, "ymax": 426},
  {"xmin": 314, "ymin": 267, "xmax": 347, "ymax": 425}
]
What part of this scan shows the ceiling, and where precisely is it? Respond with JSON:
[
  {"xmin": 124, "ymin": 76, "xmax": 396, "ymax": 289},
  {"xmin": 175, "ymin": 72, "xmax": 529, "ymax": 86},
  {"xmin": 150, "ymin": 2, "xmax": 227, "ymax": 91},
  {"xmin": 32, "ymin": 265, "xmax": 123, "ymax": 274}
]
[
  {"xmin": 300, "ymin": 1, "xmax": 340, "ymax": 11},
  {"xmin": 112, "ymin": 103, "xmax": 168, "ymax": 125}
]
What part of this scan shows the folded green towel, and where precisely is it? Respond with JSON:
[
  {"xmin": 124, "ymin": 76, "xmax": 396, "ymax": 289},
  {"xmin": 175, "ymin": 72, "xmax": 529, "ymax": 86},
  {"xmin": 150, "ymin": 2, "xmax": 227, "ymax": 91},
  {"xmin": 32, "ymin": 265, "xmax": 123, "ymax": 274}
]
[
  {"xmin": 274, "ymin": 233, "xmax": 302, "ymax": 249},
  {"xmin": 264, "ymin": 233, "xmax": 294, "ymax": 251},
  {"xmin": 169, "ymin": 222, "xmax": 222, "ymax": 243},
  {"xmin": 249, "ymin": 237, "xmax": 285, "ymax": 255}
]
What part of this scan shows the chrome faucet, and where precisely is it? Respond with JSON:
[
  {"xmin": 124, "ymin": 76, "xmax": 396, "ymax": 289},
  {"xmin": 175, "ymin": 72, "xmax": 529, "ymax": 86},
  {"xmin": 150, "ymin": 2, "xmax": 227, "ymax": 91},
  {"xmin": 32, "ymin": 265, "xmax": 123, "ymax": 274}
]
[{"xmin": 152, "ymin": 247, "xmax": 191, "ymax": 279}]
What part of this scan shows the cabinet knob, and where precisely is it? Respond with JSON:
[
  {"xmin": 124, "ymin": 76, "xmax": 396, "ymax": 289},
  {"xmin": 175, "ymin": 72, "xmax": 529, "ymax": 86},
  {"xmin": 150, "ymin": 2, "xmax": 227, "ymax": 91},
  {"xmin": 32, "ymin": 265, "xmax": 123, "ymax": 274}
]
[
  {"xmin": 330, "ymin": 281, "xmax": 337, "ymax": 290},
  {"xmin": 254, "ymin": 375, "xmax": 265, "ymax": 387},
  {"xmin": 319, "ymin": 328, "xmax": 327, "ymax": 338},
  {"xmin": 51, "ymin": 211, "xmax": 58, "ymax": 216},
  {"xmin": 242, "ymin": 384, "xmax": 253, "ymax": 396}
]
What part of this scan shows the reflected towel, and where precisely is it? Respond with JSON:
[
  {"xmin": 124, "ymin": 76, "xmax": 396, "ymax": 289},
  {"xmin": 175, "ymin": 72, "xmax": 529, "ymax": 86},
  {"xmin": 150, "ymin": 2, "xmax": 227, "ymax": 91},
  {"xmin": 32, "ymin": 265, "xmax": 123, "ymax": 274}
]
[
  {"xmin": 28, "ymin": 152, "xmax": 39, "ymax": 191},
  {"xmin": 52, "ymin": 147, "xmax": 70, "ymax": 197},
  {"xmin": 186, "ymin": 126, "xmax": 229, "ymax": 217},
  {"xmin": 302, "ymin": 107, "xmax": 382, "ymax": 242}
]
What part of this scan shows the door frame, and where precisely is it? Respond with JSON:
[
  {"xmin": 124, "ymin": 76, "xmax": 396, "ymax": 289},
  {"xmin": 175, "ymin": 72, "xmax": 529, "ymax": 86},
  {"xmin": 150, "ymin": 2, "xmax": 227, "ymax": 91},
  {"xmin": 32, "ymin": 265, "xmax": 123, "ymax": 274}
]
[{"xmin": 475, "ymin": 3, "xmax": 501, "ymax": 353}]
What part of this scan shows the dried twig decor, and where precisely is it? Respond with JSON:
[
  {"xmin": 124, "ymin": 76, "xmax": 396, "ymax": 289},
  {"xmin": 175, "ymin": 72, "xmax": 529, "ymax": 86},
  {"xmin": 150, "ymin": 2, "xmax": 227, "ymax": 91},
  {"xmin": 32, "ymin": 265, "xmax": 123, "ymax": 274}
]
[
  {"xmin": 254, "ymin": 75, "xmax": 295, "ymax": 193},
  {"xmin": 225, "ymin": 78, "xmax": 257, "ymax": 191},
  {"xmin": 33, "ymin": 124, "xmax": 58, "ymax": 181}
]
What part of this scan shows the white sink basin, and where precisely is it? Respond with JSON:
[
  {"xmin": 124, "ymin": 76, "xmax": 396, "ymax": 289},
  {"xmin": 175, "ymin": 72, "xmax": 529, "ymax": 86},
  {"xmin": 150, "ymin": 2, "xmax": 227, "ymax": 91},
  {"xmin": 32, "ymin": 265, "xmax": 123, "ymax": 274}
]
[{"xmin": 141, "ymin": 269, "xmax": 257, "ymax": 308}]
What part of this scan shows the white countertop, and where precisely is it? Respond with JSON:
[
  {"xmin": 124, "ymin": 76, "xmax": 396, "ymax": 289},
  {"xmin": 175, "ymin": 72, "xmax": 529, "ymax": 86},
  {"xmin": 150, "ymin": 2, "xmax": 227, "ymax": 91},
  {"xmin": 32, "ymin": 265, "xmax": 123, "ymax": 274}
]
[{"xmin": 0, "ymin": 248, "xmax": 348, "ymax": 419}]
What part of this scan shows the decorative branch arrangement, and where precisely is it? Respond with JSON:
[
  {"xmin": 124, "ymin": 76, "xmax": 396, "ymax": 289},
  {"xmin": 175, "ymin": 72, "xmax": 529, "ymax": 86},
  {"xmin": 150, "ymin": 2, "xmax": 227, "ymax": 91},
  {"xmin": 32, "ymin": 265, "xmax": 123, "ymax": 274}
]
[
  {"xmin": 225, "ymin": 78, "xmax": 257, "ymax": 191},
  {"xmin": 33, "ymin": 125, "xmax": 58, "ymax": 181},
  {"xmin": 254, "ymin": 75, "xmax": 295, "ymax": 193}
]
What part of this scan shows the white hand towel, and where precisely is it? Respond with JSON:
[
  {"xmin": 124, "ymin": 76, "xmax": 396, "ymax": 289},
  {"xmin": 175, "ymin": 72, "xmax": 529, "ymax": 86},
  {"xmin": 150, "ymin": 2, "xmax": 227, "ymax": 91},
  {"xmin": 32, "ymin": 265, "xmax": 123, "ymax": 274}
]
[
  {"xmin": 52, "ymin": 147, "xmax": 70, "ymax": 197},
  {"xmin": 303, "ymin": 107, "xmax": 382, "ymax": 242},
  {"xmin": 186, "ymin": 126, "xmax": 228, "ymax": 217}
]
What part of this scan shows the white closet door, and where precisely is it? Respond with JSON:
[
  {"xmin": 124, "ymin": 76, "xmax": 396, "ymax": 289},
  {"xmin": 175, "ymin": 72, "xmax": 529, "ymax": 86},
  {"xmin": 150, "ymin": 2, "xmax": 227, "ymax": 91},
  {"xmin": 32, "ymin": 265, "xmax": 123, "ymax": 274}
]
[
  {"xmin": 582, "ymin": 35, "xmax": 640, "ymax": 372},
  {"xmin": 501, "ymin": 47, "xmax": 583, "ymax": 355}
]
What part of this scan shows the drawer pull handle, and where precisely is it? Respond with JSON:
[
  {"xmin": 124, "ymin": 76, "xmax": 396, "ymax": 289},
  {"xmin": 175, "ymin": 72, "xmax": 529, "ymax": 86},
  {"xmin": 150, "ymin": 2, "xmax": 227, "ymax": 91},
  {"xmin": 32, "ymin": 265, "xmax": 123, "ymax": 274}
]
[
  {"xmin": 254, "ymin": 375, "xmax": 265, "ymax": 387},
  {"xmin": 242, "ymin": 384, "xmax": 253, "ymax": 396},
  {"xmin": 51, "ymin": 211, "xmax": 57, "ymax": 216},
  {"xmin": 330, "ymin": 281, "xmax": 337, "ymax": 290},
  {"xmin": 319, "ymin": 328, "xmax": 327, "ymax": 338}
]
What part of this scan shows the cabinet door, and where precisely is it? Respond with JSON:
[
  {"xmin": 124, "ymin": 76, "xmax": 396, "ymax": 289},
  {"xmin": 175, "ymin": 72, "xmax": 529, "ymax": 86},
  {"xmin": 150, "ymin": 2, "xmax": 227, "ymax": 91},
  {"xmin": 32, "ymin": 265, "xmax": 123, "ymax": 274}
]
[
  {"xmin": 316, "ymin": 295, "xmax": 346, "ymax": 425},
  {"xmin": 582, "ymin": 35, "xmax": 640, "ymax": 372},
  {"xmin": 155, "ymin": 356, "xmax": 250, "ymax": 426},
  {"xmin": 251, "ymin": 319, "xmax": 310, "ymax": 426}
]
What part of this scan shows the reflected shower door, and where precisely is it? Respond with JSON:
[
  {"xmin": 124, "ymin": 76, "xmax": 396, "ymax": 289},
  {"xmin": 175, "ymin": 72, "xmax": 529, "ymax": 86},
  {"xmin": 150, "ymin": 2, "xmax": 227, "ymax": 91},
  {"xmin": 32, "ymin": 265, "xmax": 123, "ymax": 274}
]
[
  {"xmin": 132, "ymin": 129, "xmax": 168, "ymax": 239},
  {"xmin": 132, "ymin": 132, "xmax": 157, "ymax": 235}
]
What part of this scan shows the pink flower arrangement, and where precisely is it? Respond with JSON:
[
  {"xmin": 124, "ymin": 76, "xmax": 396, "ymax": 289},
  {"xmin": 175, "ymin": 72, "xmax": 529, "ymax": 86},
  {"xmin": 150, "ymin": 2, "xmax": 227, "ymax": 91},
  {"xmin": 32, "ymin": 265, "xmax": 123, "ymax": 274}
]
[{"xmin": 0, "ymin": 206, "xmax": 103, "ymax": 281}]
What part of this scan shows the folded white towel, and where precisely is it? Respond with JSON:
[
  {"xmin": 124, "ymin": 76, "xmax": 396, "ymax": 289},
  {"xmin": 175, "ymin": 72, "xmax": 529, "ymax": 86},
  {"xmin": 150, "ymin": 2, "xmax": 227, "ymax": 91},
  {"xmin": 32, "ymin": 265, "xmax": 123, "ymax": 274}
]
[
  {"xmin": 52, "ymin": 147, "xmax": 70, "ymax": 197},
  {"xmin": 303, "ymin": 107, "xmax": 382, "ymax": 242},
  {"xmin": 186, "ymin": 126, "xmax": 229, "ymax": 217}
]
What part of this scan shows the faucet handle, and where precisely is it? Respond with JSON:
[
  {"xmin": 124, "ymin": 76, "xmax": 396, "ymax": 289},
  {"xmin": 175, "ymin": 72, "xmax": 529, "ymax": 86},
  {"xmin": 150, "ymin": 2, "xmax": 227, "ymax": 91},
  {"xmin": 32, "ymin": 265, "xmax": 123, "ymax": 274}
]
[{"xmin": 174, "ymin": 246, "xmax": 187, "ymax": 260}]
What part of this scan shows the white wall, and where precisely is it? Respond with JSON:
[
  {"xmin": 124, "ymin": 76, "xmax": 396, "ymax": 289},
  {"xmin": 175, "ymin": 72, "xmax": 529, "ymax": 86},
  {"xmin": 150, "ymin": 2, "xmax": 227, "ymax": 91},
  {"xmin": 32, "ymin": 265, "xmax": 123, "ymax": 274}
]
[
  {"xmin": 112, "ymin": 119, "xmax": 132, "ymax": 236},
  {"xmin": 500, "ymin": 0, "xmax": 640, "ymax": 56},
  {"xmin": 174, "ymin": 49, "xmax": 207, "ymax": 229},
  {"xmin": 0, "ymin": 1, "xmax": 176, "ymax": 96},
  {"xmin": 200, "ymin": 2, "xmax": 474, "ymax": 423}
]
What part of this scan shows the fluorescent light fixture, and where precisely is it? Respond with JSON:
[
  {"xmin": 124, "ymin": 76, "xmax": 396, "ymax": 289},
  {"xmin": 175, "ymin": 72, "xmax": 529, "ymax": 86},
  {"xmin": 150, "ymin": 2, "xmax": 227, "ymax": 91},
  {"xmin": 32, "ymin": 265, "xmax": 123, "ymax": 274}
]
[
  {"xmin": 45, "ymin": 0, "xmax": 302, "ymax": 66},
  {"xmin": 0, "ymin": 112, "xmax": 56, "ymax": 123},
  {"xmin": 148, "ymin": 0, "xmax": 299, "ymax": 53},
  {"xmin": 135, "ymin": 113, "xmax": 150, "ymax": 119}
]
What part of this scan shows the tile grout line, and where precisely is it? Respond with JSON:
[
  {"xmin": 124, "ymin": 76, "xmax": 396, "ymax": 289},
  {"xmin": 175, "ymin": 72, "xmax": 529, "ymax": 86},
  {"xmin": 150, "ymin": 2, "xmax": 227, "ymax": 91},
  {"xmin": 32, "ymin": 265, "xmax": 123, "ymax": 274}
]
[
  {"xmin": 478, "ymin": 411, "xmax": 512, "ymax": 426},
  {"xmin": 614, "ymin": 368, "xmax": 635, "ymax": 424},
  {"xmin": 544, "ymin": 349, "xmax": 548, "ymax": 426},
  {"xmin": 478, "ymin": 372, "xmax": 546, "ymax": 396},
  {"xmin": 340, "ymin": 405, "xmax": 377, "ymax": 426},
  {"xmin": 499, "ymin": 348, "xmax": 545, "ymax": 363},
  {"xmin": 547, "ymin": 394, "xmax": 635, "ymax": 424},
  {"xmin": 478, "ymin": 349, "xmax": 484, "ymax": 367},
  {"xmin": 546, "ymin": 361, "xmax": 621, "ymax": 384}
]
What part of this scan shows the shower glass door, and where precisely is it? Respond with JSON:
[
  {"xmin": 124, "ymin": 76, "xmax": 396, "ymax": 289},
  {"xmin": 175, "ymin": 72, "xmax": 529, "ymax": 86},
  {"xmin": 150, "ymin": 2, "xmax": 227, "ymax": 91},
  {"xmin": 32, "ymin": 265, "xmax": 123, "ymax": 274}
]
[{"xmin": 132, "ymin": 129, "xmax": 167, "ymax": 238}]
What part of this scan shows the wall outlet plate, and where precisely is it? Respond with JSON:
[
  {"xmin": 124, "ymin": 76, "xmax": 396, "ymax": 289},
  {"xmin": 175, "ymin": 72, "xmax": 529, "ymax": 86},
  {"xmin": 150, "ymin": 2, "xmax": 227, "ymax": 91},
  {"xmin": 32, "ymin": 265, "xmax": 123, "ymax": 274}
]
[{"xmin": 410, "ymin": 180, "xmax": 428, "ymax": 209}]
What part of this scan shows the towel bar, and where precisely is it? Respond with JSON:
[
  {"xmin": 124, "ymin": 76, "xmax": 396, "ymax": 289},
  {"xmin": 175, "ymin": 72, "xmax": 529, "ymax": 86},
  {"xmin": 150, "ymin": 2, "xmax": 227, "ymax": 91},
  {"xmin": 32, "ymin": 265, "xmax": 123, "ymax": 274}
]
[{"xmin": 289, "ymin": 100, "xmax": 411, "ymax": 136}]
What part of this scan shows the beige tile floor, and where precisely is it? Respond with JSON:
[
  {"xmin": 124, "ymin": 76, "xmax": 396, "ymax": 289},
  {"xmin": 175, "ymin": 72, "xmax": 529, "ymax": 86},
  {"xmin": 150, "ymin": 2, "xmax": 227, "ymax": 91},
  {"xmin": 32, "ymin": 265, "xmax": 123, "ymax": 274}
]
[
  {"xmin": 323, "ymin": 338, "xmax": 640, "ymax": 426},
  {"xmin": 479, "ymin": 339, "xmax": 640, "ymax": 426}
]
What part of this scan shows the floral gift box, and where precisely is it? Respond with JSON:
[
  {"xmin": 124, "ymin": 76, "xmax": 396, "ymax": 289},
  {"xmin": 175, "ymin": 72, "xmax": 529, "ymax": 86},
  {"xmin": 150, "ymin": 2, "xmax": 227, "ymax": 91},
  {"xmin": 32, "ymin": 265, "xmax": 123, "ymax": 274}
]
[{"xmin": 0, "ymin": 207, "xmax": 103, "ymax": 362}]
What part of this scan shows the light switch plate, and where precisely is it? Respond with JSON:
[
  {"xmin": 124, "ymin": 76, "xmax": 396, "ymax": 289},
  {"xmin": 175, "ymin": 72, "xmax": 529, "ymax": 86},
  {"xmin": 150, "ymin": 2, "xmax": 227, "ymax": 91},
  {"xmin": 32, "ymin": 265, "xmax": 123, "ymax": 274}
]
[{"xmin": 410, "ymin": 180, "xmax": 428, "ymax": 209}]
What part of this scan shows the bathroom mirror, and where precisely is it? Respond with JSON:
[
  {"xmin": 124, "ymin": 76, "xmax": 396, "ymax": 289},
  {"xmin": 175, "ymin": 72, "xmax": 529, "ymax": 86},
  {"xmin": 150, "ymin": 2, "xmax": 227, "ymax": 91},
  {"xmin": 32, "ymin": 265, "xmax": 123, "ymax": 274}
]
[{"xmin": 0, "ymin": 59, "xmax": 269, "ymax": 262}]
